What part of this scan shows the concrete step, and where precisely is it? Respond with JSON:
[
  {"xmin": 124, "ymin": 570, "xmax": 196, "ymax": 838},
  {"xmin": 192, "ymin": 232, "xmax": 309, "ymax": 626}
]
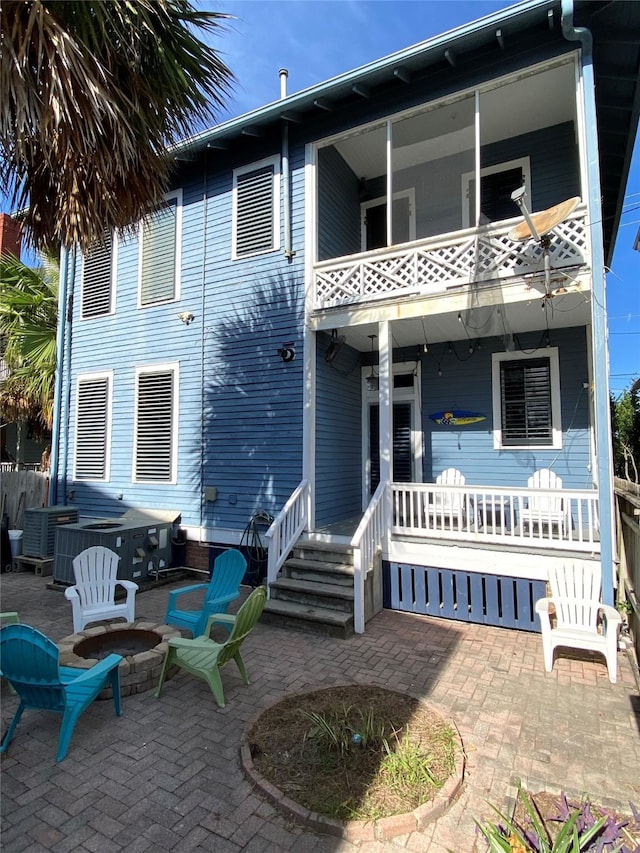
[
  {"xmin": 261, "ymin": 598, "xmax": 354, "ymax": 638},
  {"xmin": 270, "ymin": 577, "xmax": 354, "ymax": 612},
  {"xmin": 283, "ymin": 558, "xmax": 354, "ymax": 585},
  {"xmin": 293, "ymin": 540, "xmax": 354, "ymax": 566}
]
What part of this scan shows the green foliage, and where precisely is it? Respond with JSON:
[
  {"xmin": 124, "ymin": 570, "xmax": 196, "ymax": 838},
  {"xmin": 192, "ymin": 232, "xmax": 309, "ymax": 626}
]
[
  {"xmin": 1, "ymin": 0, "xmax": 235, "ymax": 250},
  {"xmin": 301, "ymin": 703, "xmax": 390, "ymax": 755},
  {"xmin": 475, "ymin": 787, "xmax": 633, "ymax": 853},
  {"xmin": 380, "ymin": 729, "xmax": 442, "ymax": 789},
  {"xmin": 0, "ymin": 251, "xmax": 59, "ymax": 428},
  {"xmin": 611, "ymin": 381, "xmax": 640, "ymax": 481}
]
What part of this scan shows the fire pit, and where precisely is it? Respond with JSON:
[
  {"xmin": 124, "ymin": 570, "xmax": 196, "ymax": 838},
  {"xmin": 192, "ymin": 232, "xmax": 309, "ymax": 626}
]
[{"xmin": 58, "ymin": 621, "xmax": 181, "ymax": 697}]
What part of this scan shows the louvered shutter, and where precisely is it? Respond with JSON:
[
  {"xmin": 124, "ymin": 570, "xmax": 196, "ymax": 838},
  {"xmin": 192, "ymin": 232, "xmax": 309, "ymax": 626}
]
[
  {"xmin": 140, "ymin": 198, "xmax": 178, "ymax": 305},
  {"xmin": 82, "ymin": 233, "xmax": 113, "ymax": 318},
  {"xmin": 500, "ymin": 358, "xmax": 552, "ymax": 445},
  {"xmin": 135, "ymin": 370, "xmax": 174, "ymax": 481},
  {"xmin": 235, "ymin": 165, "xmax": 275, "ymax": 256},
  {"xmin": 75, "ymin": 377, "xmax": 109, "ymax": 479}
]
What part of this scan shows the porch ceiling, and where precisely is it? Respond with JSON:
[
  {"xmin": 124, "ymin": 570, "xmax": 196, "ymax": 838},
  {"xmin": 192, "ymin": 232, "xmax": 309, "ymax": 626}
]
[{"xmin": 314, "ymin": 284, "xmax": 591, "ymax": 352}]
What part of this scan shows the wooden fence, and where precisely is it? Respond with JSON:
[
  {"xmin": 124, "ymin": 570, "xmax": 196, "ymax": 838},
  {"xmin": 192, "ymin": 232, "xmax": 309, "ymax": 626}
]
[
  {"xmin": 0, "ymin": 469, "xmax": 49, "ymax": 530},
  {"xmin": 615, "ymin": 477, "xmax": 640, "ymax": 667}
]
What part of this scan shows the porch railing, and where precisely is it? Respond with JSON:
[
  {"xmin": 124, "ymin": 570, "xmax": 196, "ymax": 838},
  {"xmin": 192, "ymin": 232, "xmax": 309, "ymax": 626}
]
[
  {"xmin": 351, "ymin": 480, "xmax": 388, "ymax": 634},
  {"xmin": 392, "ymin": 482, "xmax": 600, "ymax": 552},
  {"xmin": 313, "ymin": 207, "xmax": 588, "ymax": 310},
  {"xmin": 264, "ymin": 480, "xmax": 310, "ymax": 588}
]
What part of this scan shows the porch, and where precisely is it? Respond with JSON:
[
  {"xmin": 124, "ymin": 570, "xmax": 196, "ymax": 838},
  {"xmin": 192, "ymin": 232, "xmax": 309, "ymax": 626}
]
[{"xmin": 265, "ymin": 479, "xmax": 600, "ymax": 635}]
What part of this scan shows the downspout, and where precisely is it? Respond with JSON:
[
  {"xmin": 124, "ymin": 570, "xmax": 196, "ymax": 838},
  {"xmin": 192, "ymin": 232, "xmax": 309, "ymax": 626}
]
[
  {"xmin": 48, "ymin": 245, "xmax": 73, "ymax": 506},
  {"xmin": 280, "ymin": 69, "xmax": 295, "ymax": 261},
  {"xmin": 561, "ymin": 0, "xmax": 615, "ymax": 605},
  {"xmin": 58, "ymin": 249, "xmax": 76, "ymax": 506}
]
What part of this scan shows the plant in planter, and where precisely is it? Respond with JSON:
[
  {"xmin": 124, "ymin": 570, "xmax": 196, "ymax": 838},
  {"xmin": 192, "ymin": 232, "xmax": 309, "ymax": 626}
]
[{"xmin": 475, "ymin": 786, "xmax": 640, "ymax": 852}]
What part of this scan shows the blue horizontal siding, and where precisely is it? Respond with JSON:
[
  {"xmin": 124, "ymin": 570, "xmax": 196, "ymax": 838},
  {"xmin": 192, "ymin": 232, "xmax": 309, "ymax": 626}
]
[{"xmin": 421, "ymin": 326, "xmax": 591, "ymax": 489}]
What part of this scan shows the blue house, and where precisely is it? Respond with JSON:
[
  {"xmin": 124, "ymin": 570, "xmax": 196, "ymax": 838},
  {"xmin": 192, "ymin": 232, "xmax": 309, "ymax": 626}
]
[{"xmin": 50, "ymin": 0, "xmax": 640, "ymax": 635}]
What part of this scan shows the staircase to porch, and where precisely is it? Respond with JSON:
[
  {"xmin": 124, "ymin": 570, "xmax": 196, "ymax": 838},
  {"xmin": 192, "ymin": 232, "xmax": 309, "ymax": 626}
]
[{"xmin": 262, "ymin": 540, "xmax": 355, "ymax": 638}]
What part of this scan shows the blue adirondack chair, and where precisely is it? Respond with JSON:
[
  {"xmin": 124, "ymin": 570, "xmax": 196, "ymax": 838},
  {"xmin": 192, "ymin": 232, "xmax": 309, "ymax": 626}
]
[
  {"xmin": 164, "ymin": 548, "xmax": 247, "ymax": 637},
  {"xmin": 0, "ymin": 624, "xmax": 123, "ymax": 762}
]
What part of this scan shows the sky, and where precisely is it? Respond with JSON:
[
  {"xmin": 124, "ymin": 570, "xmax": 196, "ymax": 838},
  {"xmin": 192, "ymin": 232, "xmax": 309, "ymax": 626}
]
[
  {"xmin": 5, "ymin": 0, "xmax": 639, "ymax": 394},
  {"xmin": 203, "ymin": 0, "xmax": 640, "ymax": 396}
]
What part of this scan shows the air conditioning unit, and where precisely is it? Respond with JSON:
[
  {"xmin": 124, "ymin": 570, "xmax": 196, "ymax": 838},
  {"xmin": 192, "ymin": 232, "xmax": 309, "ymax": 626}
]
[
  {"xmin": 53, "ymin": 509, "xmax": 180, "ymax": 584},
  {"xmin": 22, "ymin": 506, "xmax": 79, "ymax": 559}
]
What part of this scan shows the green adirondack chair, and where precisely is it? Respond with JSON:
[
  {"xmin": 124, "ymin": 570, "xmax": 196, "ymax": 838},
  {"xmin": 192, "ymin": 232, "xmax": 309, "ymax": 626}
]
[{"xmin": 155, "ymin": 585, "xmax": 267, "ymax": 708}]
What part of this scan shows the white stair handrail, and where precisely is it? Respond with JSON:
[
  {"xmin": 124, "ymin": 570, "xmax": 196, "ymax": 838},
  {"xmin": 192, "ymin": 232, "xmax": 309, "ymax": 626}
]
[
  {"xmin": 264, "ymin": 480, "xmax": 309, "ymax": 588},
  {"xmin": 351, "ymin": 481, "xmax": 388, "ymax": 634}
]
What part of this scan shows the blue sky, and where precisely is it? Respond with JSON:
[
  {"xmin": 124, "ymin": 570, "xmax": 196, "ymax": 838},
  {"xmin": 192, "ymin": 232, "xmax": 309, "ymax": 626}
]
[
  {"xmin": 207, "ymin": 0, "xmax": 639, "ymax": 396},
  {"xmin": 4, "ymin": 0, "xmax": 638, "ymax": 393}
]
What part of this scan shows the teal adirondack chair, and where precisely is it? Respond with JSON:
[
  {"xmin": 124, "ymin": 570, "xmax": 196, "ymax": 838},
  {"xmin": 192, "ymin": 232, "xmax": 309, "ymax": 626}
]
[
  {"xmin": 164, "ymin": 548, "xmax": 247, "ymax": 637},
  {"xmin": 156, "ymin": 585, "xmax": 267, "ymax": 707},
  {"xmin": 0, "ymin": 624, "xmax": 123, "ymax": 761}
]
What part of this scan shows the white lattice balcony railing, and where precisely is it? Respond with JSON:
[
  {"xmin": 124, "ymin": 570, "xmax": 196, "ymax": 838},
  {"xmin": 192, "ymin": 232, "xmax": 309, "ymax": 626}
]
[{"xmin": 313, "ymin": 207, "xmax": 589, "ymax": 310}]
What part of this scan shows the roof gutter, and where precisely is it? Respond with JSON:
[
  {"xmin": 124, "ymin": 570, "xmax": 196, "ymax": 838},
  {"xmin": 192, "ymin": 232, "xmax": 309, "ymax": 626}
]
[{"xmin": 561, "ymin": 0, "xmax": 615, "ymax": 606}]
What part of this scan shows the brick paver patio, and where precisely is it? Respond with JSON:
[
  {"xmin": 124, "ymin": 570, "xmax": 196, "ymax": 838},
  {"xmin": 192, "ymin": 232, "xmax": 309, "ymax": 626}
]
[{"xmin": 1, "ymin": 570, "xmax": 639, "ymax": 852}]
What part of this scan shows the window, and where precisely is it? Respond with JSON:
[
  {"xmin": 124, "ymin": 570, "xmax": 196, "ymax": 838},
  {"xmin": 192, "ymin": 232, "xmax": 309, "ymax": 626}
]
[
  {"xmin": 74, "ymin": 373, "xmax": 112, "ymax": 480},
  {"xmin": 134, "ymin": 364, "xmax": 178, "ymax": 482},
  {"xmin": 360, "ymin": 190, "xmax": 416, "ymax": 251},
  {"xmin": 232, "ymin": 156, "xmax": 280, "ymax": 258},
  {"xmin": 462, "ymin": 157, "xmax": 530, "ymax": 228},
  {"xmin": 492, "ymin": 349, "xmax": 562, "ymax": 449},
  {"xmin": 82, "ymin": 231, "xmax": 116, "ymax": 318},
  {"xmin": 139, "ymin": 190, "xmax": 182, "ymax": 307}
]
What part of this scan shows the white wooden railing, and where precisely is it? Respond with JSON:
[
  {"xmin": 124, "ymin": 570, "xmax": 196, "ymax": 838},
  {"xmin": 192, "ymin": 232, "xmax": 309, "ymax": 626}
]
[
  {"xmin": 351, "ymin": 480, "xmax": 388, "ymax": 634},
  {"xmin": 392, "ymin": 482, "xmax": 600, "ymax": 552},
  {"xmin": 264, "ymin": 480, "xmax": 310, "ymax": 588},
  {"xmin": 313, "ymin": 207, "xmax": 588, "ymax": 310}
]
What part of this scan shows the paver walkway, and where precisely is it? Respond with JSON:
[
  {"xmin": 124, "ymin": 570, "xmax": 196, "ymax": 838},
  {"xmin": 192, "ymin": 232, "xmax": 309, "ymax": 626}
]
[{"xmin": 1, "ymin": 570, "xmax": 639, "ymax": 852}]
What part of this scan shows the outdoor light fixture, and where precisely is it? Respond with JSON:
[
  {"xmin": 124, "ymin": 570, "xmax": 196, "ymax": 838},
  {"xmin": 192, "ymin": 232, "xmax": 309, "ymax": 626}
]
[
  {"xmin": 178, "ymin": 311, "xmax": 195, "ymax": 325},
  {"xmin": 366, "ymin": 334, "xmax": 379, "ymax": 392},
  {"xmin": 277, "ymin": 342, "xmax": 296, "ymax": 362},
  {"xmin": 325, "ymin": 329, "xmax": 345, "ymax": 364}
]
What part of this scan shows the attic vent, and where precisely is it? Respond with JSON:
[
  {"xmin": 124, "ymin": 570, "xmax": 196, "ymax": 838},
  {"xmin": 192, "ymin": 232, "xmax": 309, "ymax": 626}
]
[
  {"xmin": 75, "ymin": 374, "xmax": 110, "ymax": 480},
  {"xmin": 233, "ymin": 157, "xmax": 279, "ymax": 258},
  {"xmin": 134, "ymin": 367, "xmax": 176, "ymax": 482},
  {"xmin": 82, "ymin": 231, "xmax": 113, "ymax": 318}
]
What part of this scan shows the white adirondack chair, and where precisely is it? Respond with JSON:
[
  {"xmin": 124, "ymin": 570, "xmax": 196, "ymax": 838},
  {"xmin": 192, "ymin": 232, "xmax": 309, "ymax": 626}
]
[
  {"xmin": 520, "ymin": 468, "xmax": 569, "ymax": 536},
  {"xmin": 427, "ymin": 468, "xmax": 466, "ymax": 528},
  {"xmin": 65, "ymin": 546, "xmax": 138, "ymax": 633},
  {"xmin": 535, "ymin": 562, "xmax": 621, "ymax": 683}
]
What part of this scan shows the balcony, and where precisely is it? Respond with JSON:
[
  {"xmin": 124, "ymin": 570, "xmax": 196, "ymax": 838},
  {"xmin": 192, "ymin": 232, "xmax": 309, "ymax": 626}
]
[{"xmin": 313, "ymin": 206, "xmax": 588, "ymax": 312}]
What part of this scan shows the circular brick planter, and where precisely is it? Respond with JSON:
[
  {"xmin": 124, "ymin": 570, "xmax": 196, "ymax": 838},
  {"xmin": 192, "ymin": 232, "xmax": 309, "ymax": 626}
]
[
  {"xmin": 58, "ymin": 620, "xmax": 181, "ymax": 697},
  {"xmin": 241, "ymin": 688, "xmax": 465, "ymax": 843}
]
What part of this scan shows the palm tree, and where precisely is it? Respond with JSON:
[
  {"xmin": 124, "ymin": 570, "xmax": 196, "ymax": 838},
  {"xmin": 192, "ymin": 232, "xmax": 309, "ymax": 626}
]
[
  {"xmin": 1, "ymin": 0, "xmax": 235, "ymax": 252},
  {"xmin": 0, "ymin": 252, "xmax": 59, "ymax": 441}
]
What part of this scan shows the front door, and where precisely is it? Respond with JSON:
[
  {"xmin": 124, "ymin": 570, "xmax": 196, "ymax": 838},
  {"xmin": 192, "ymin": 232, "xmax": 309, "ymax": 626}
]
[
  {"xmin": 368, "ymin": 402, "xmax": 413, "ymax": 494},
  {"xmin": 363, "ymin": 363, "xmax": 422, "ymax": 503}
]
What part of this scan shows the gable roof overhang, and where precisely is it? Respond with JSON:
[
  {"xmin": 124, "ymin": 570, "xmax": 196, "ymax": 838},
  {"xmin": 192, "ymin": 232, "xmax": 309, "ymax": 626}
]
[{"xmin": 172, "ymin": 0, "xmax": 639, "ymax": 265}]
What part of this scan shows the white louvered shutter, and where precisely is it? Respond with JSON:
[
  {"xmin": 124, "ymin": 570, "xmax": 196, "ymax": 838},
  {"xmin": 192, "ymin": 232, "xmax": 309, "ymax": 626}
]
[
  {"xmin": 75, "ymin": 377, "xmax": 109, "ymax": 479},
  {"xmin": 235, "ymin": 165, "xmax": 275, "ymax": 256},
  {"xmin": 140, "ymin": 198, "xmax": 178, "ymax": 305},
  {"xmin": 82, "ymin": 233, "xmax": 113, "ymax": 318},
  {"xmin": 135, "ymin": 370, "xmax": 174, "ymax": 481}
]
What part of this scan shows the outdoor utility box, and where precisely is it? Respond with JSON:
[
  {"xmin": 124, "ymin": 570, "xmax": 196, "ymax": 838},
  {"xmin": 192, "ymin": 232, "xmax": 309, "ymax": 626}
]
[
  {"xmin": 22, "ymin": 506, "xmax": 79, "ymax": 559},
  {"xmin": 53, "ymin": 509, "xmax": 181, "ymax": 584}
]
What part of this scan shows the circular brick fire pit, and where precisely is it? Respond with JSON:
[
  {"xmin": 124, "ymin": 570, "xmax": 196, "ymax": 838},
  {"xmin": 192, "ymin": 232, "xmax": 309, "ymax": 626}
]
[{"xmin": 58, "ymin": 621, "xmax": 181, "ymax": 697}]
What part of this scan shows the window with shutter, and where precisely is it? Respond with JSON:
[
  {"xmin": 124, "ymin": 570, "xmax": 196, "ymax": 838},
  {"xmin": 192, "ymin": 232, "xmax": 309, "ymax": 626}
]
[
  {"xmin": 492, "ymin": 349, "xmax": 562, "ymax": 449},
  {"xmin": 233, "ymin": 156, "xmax": 280, "ymax": 258},
  {"xmin": 134, "ymin": 365, "xmax": 177, "ymax": 482},
  {"xmin": 74, "ymin": 374, "xmax": 111, "ymax": 480},
  {"xmin": 82, "ymin": 231, "xmax": 115, "ymax": 318},
  {"xmin": 139, "ymin": 191, "xmax": 182, "ymax": 307}
]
